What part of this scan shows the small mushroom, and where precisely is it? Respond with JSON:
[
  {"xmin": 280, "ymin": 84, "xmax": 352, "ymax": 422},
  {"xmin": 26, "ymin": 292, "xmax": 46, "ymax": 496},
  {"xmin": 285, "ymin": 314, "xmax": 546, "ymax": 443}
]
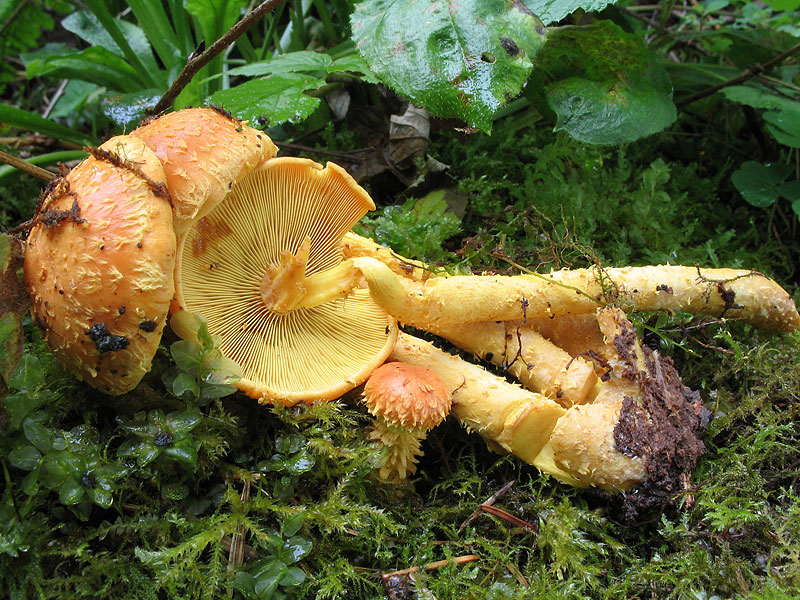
[
  {"xmin": 23, "ymin": 135, "xmax": 176, "ymax": 394},
  {"xmin": 172, "ymin": 156, "xmax": 397, "ymax": 404},
  {"xmin": 362, "ymin": 362, "xmax": 452, "ymax": 482}
]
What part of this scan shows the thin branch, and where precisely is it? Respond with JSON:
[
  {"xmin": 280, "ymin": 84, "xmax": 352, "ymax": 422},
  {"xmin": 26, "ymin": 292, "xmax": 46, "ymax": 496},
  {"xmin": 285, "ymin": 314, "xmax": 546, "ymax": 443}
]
[
  {"xmin": 150, "ymin": 0, "xmax": 288, "ymax": 116},
  {"xmin": 0, "ymin": 150, "xmax": 57, "ymax": 181},
  {"xmin": 458, "ymin": 480, "xmax": 515, "ymax": 533},
  {"xmin": 676, "ymin": 42, "xmax": 800, "ymax": 108}
]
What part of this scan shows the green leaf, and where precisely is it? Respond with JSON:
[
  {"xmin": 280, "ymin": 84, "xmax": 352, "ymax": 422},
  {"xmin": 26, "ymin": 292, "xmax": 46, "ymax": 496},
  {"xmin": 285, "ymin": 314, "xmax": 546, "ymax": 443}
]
[
  {"xmin": 9, "ymin": 354, "xmax": 44, "ymax": 395},
  {"xmin": 61, "ymin": 9, "xmax": 161, "ymax": 85},
  {"xmin": 26, "ymin": 46, "xmax": 144, "ymax": 93},
  {"xmin": 351, "ymin": 0, "xmax": 548, "ymax": 132},
  {"xmin": 720, "ymin": 85, "xmax": 799, "ymax": 112},
  {"xmin": 172, "ymin": 372, "xmax": 201, "ymax": 398},
  {"xmin": 87, "ymin": 487, "xmax": 113, "ymax": 509},
  {"xmin": 531, "ymin": 21, "xmax": 676, "ymax": 145},
  {"xmin": 171, "ymin": 340, "xmax": 204, "ymax": 371},
  {"xmin": 59, "ymin": 478, "xmax": 85, "ymax": 505},
  {"xmin": 763, "ymin": 0, "xmax": 800, "ymax": 9},
  {"xmin": 777, "ymin": 180, "xmax": 800, "ymax": 202},
  {"xmin": 522, "ymin": 0, "xmax": 617, "ymax": 25},
  {"xmin": 166, "ymin": 409, "xmax": 202, "ymax": 434},
  {"xmin": 164, "ymin": 440, "xmax": 199, "ymax": 466},
  {"xmin": 280, "ymin": 536, "xmax": 313, "ymax": 563},
  {"xmin": 8, "ymin": 445, "xmax": 42, "ymax": 471},
  {"xmin": 730, "ymin": 161, "xmax": 792, "ymax": 208},
  {"xmin": 228, "ymin": 51, "xmax": 334, "ymax": 77},
  {"xmin": 281, "ymin": 566, "xmax": 307, "ymax": 586},
  {"xmin": 127, "ymin": 0, "xmax": 185, "ymax": 72},
  {"xmin": 252, "ymin": 560, "xmax": 286, "ymax": 597},
  {"xmin": 763, "ymin": 108, "xmax": 800, "ymax": 148},
  {"xmin": 282, "ymin": 512, "xmax": 305, "ymax": 538},
  {"xmin": 206, "ymin": 73, "xmax": 325, "ymax": 126},
  {"xmin": 23, "ymin": 418, "xmax": 55, "ymax": 454},
  {"xmin": 136, "ymin": 443, "xmax": 162, "ymax": 467},
  {"xmin": 0, "ymin": 104, "xmax": 94, "ymax": 147},
  {"xmin": 186, "ymin": 0, "xmax": 246, "ymax": 47}
]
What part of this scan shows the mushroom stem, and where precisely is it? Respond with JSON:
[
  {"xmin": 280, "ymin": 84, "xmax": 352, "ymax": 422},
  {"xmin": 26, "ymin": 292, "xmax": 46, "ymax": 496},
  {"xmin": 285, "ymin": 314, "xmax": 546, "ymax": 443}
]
[
  {"xmin": 352, "ymin": 256, "xmax": 800, "ymax": 332},
  {"xmin": 260, "ymin": 236, "xmax": 364, "ymax": 313}
]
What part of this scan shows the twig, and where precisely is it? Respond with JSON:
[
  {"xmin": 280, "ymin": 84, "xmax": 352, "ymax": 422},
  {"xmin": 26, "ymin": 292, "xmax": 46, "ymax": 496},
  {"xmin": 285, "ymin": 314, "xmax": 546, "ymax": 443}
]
[
  {"xmin": 458, "ymin": 479, "xmax": 515, "ymax": 533},
  {"xmin": 150, "ymin": 0, "xmax": 288, "ymax": 116},
  {"xmin": 381, "ymin": 554, "xmax": 480, "ymax": 579},
  {"xmin": 479, "ymin": 504, "xmax": 537, "ymax": 533},
  {"xmin": 0, "ymin": 150, "xmax": 57, "ymax": 181},
  {"xmin": 676, "ymin": 42, "xmax": 800, "ymax": 108}
]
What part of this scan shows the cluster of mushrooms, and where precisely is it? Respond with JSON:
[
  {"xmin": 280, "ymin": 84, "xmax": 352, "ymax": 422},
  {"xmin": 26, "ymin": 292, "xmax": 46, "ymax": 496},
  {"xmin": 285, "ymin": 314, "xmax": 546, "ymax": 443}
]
[{"xmin": 22, "ymin": 108, "xmax": 800, "ymax": 501}]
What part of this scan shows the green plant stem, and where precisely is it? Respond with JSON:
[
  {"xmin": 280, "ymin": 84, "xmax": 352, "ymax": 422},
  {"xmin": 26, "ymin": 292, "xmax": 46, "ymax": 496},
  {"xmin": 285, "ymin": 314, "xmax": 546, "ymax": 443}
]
[{"xmin": 151, "ymin": 0, "xmax": 288, "ymax": 115}]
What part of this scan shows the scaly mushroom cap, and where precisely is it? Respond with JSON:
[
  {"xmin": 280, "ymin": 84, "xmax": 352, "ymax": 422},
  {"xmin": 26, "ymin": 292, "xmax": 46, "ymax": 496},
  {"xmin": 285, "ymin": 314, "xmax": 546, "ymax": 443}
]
[
  {"xmin": 23, "ymin": 135, "xmax": 176, "ymax": 395},
  {"xmin": 173, "ymin": 157, "xmax": 397, "ymax": 404},
  {"xmin": 363, "ymin": 362, "xmax": 452, "ymax": 430},
  {"xmin": 131, "ymin": 107, "xmax": 278, "ymax": 236}
]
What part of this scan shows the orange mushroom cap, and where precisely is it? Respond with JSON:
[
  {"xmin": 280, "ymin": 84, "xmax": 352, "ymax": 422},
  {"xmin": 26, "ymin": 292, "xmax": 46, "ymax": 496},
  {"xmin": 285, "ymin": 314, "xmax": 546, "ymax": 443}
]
[
  {"xmin": 363, "ymin": 362, "xmax": 452, "ymax": 430},
  {"xmin": 23, "ymin": 135, "xmax": 176, "ymax": 395},
  {"xmin": 131, "ymin": 107, "xmax": 278, "ymax": 236}
]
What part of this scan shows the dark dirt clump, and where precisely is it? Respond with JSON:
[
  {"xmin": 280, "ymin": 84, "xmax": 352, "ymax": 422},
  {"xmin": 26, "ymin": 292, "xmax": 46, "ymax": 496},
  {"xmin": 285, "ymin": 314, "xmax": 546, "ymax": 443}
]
[{"xmin": 614, "ymin": 345, "xmax": 710, "ymax": 521}]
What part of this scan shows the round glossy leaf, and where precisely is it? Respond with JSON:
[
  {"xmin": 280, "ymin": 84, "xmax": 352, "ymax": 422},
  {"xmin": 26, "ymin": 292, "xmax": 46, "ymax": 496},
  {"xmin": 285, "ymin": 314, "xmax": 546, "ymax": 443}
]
[
  {"xmin": 532, "ymin": 21, "xmax": 676, "ymax": 145},
  {"xmin": 731, "ymin": 161, "xmax": 792, "ymax": 208},
  {"xmin": 59, "ymin": 478, "xmax": 85, "ymax": 505},
  {"xmin": 351, "ymin": 0, "xmax": 547, "ymax": 132},
  {"xmin": 8, "ymin": 445, "xmax": 42, "ymax": 471}
]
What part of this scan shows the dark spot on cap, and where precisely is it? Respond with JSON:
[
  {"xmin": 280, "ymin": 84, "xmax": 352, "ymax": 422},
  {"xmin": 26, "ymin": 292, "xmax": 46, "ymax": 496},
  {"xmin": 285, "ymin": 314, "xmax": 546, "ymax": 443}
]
[
  {"xmin": 119, "ymin": 306, "xmax": 126, "ymax": 315},
  {"xmin": 139, "ymin": 319, "xmax": 157, "ymax": 332},
  {"xmin": 85, "ymin": 323, "xmax": 130, "ymax": 354},
  {"xmin": 485, "ymin": 352, "xmax": 494, "ymax": 361},
  {"xmin": 137, "ymin": 242, "xmax": 143, "ymax": 248}
]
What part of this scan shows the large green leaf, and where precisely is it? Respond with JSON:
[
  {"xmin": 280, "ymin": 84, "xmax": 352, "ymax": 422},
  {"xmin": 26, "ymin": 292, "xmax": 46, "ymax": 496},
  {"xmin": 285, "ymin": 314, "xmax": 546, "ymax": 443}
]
[
  {"xmin": 351, "ymin": 0, "xmax": 547, "ymax": 133},
  {"xmin": 522, "ymin": 0, "xmax": 618, "ymax": 25},
  {"xmin": 530, "ymin": 20, "xmax": 676, "ymax": 145},
  {"xmin": 26, "ymin": 46, "xmax": 143, "ymax": 93},
  {"xmin": 0, "ymin": 104, "xmax": 94, "ymax": 146},
  {"xmin": 62, "ymin": 10, "xmax": 161, "ymax": 85},
  {"xmin": 205, "ymin": 73, "xmax": 325, "ymax": 126}
]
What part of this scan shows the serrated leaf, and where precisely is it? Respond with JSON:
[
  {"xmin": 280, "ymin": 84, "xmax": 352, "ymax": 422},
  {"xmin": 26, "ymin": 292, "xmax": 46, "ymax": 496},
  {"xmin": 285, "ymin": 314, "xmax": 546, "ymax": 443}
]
[
  {"xmin": 731, "ymin": 161, "xmax": 792, "ymax": 208},
  {"xmin": 206, "ymin": 74, "xmax": 324, "ymax": 126},
  {"xmin": 351, "ymin": 0, "xmax": 547, "ymax": 133},
  {"xmin": 522, "ymin": 0, "xmax": 617, "ymax": 25},
  {"xmin": 720, "ymin": 85, "xmax": 799, "ymax": 112},
  {"xmin": 531, "ymin": 20, "xmax": 676, "ymax": 145}
]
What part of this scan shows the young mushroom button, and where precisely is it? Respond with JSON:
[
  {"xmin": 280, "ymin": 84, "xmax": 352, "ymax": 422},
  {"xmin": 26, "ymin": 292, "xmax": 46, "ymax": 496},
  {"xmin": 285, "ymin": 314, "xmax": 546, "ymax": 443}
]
[
  {"xmin": 172, "ymin": 157, "xmax": 397, "ymax": 405},
  {"xmin": 363, "ymin": 362, "xmax": 452, "ymax": 483}
]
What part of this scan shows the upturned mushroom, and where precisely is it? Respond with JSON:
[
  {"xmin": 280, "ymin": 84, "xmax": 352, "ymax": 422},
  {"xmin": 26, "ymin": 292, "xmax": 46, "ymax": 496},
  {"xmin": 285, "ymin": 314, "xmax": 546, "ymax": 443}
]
[
  {"xmin": 23, "ymin": 135, "xmax": 176, "ymax": 394},
  {"xmin": 171, "ymin": 156, "xmax": 397, "ymax": 404},
  {"xmin": 362, "ymin": 362, "xmax": 452, "ymax": 482}
]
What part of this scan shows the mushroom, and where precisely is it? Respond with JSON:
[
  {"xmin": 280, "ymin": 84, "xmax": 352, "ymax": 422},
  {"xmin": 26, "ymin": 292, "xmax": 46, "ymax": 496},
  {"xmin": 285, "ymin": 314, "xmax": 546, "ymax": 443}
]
[
  {"xmin": 362, "ymin": 362, "xmax": 452, "ymax": 482},
  {"xmin": 171, "ymin": 156, "xmax": 398, "ymax": 404},
  {"xmin": 23, "ymin": 135, "xmax": 176, "ymax": 394},
  {"xmin": 339, "ymin": 237, "xmax": 800, "ymax": 332},
  {"xmin": 130, "ymin": 106, "xmax": 278, "ymax": 237},
  {"xmin": 390, "ymin": 332, "xmax": 568, "ymax": 471}
]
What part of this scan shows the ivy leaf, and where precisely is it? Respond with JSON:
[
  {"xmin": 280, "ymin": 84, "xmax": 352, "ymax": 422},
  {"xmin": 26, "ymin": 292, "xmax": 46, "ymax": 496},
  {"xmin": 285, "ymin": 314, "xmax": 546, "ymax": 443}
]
[
  {"xmin": 530, "ymin": 20, "xmax": 676, "ymax": 145},
  {"xmin": 522, "ymin": 0, "xmax": 618, "ymax": 25},
  {"xmin": 351, "ymin": 0, "xmax": 548, "ymax": 133}
]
